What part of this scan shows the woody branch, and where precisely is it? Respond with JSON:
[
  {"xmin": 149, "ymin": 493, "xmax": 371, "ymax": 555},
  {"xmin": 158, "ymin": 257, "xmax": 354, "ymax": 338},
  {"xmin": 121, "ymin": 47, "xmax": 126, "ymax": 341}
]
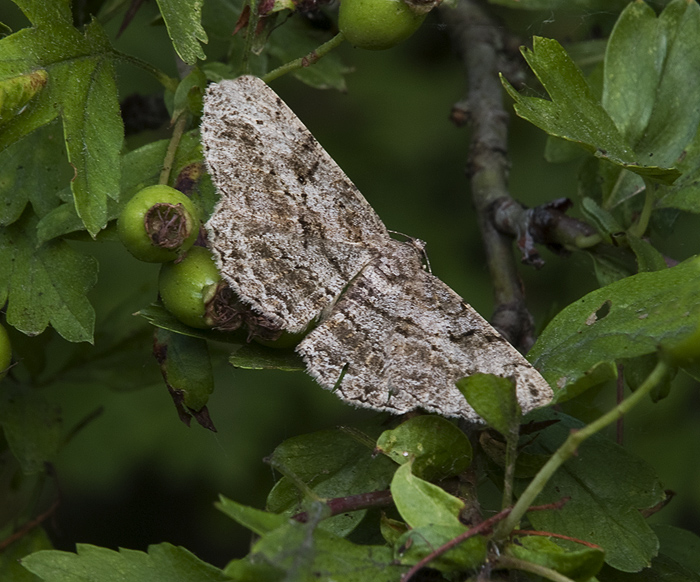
[{"xmin": 441, "ymin": 0, "xmax": 598, "ymax": 350}]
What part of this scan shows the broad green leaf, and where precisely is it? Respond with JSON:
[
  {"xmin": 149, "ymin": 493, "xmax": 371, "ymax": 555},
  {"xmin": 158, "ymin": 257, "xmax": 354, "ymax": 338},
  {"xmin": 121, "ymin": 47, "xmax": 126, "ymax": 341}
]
[
  {"xmin": 587, "ymin": 250, "xmax": 635, "ymax": 287},
  {"xmin": 502, "ymin": 37, "xmax": 680, "ymax": 185},
  {"xmin": 245, "ymin": 520, "xmax": 406, "ymax": 582},
  {"xmin": 598, "ymin": 553, "xmax": 700, "ymax": 581},
  {"xmin": 618, "ymin": 0, "xmax": 700, "ymax": 168},
  {"xmin": 153, "ymin": 328, "xmax": 214, "ymax": 411},
  {"xmin": 530, "ymin": 256, "xmax": 700, "ymax": 399},
  {"xmin": 0, "ymin": 121, "xmax": 70, "ymax": 226},
  {"xmin": 396, "ymin": 524, "xmax": 487, "ymax": 573},
  {"xmin": 456, "ymin": 373, "xmax": 519, "ymax": 435},
  {"xmin": 267, "ymin": 428, "xmax": 396, "ymax": 536},
  {"xmin": 602, "ymin": 2, "xmax": 664, "ymax": 151},
  {"xmin": 0, "ymin": 527, "xmax": 52, "ymax": 582},
  {"xmin": 0, "ymin": 214, "xmax": 97, "ymax": 343},
  {"xmin": 376, "ymin": 415, "xmax": 472, "ymax": 482},
  {"xmin": 517, "ymin": 411, "xmax": 665, "ymax": 572},
  {"xmin": 390, "ymin": 462, "xmax": 464, "ymax": 529},
  {"xmin": 488, "ymin": 0, "xmax": 627, "ymax": 10},
  {"xmin": 657, "ymin": 119, "xmax": 700, "ymax": 214},
  {"xmin": 216, "ymin": 496, "xmax": 287, "ymax": 535},
  {"xmin": 156, "ymin": 0, "xmax": 208, "ymax": 65},
  {"xmin": 0, "ymin": 383, "xmax": 61, "ymax": 474},
  {"xmin": 654, "ymin": 525, "xmax": 700, "ymax": 576},
  {"xmin": 21, "ymin": 543, "xmax": 230, "ymax": 582},
  {"xmin": 506, "ymin": 535, "xmax": 604, "ymax": 582}
]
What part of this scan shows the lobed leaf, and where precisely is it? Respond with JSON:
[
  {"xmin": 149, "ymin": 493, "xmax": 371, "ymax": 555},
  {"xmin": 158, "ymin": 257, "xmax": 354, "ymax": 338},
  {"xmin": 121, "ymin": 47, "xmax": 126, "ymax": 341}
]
[
  {"xmin": 0, "ymin": 214, "xmax": 97, "ymax": 343},
  {"xmin": 502, "ymin": 37, "xmax": 680, "ymax": 185},
  {"xmin": 0, "ymin": 527, "xmax": 52, "ymax": 582},
  {"xmin": 216, "ymin": 496, "xmax": 287, "ymax": 536},
  {"xmin": 0, "ymin": 121, "xmax": 70, "ymax": 227},
  {"xmin": 21, "ymin": 543, "xmax": 231, "ymax": 582},
  {"xmin": 155, "ymin": 0, "xmax": 208, "ymax": 65},
  {"xmin": 0, "ymin": 3, "xmax": 124, "ymax": 237}
]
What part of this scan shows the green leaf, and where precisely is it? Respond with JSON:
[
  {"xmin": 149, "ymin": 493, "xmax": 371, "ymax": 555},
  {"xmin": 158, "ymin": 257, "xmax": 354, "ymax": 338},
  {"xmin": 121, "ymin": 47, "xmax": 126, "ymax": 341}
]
[
  {"xmin": 627, "ymin": 234, "xmax": 668, "ymax": 273},
  {"xmin": 0, "ymin": 69, "xmax": 48, "ymax": 125},
  {"xmin": 216, "ymin": 495, "xmax": 287, "ymax": 535},
  {"xmin": 376, "ymin": 415, "xmax": 472, "ymax": 482},
  {"xmin": 21, "ymin": 543, "xmax": 231, "ymax": 582},
  {"xmin": 604, "ymin": 0, "xmax": 700, "ymax": 168},
  {"xmin": 456, "ymin": 373, "xmax": 520, "ymax": 435},
  {"xmin": 36, "ymin": 130, "xmax": 213, "ymax": 244},
  {"xmin": 654, "ymin": 525, "xmax": 700, "ymax": 576},
  {"xmin": 501, "ymin": 37, "xmax": 680, "ymax": 185},
  {"xmin": 51, "ymin": 23, "xmax": 123, "ymax": 236},
  {"xmin": 0, "ymin": 214, "xmax": 97, "ymax": 343},
  {"xmin": 153, "ymin": 328, "xmax": 214, "ymax": 411},
  {"xmin": 530, "ymin": 256, "xmax": 700, "ymax": 399},
  {"xmin": 229, "ymin": 342, "xmax": 305, "ymax": 372},
  {"xmin": 396, "ymin": 524, "xmax": 487, "ymax": 573},
  {"xmin": 0, "ymin": 6, "xmax": 124, "ymax": 236},
  {"xmin": 390, "ymin": 462, "xmax": 464, "ymax": 529},
  {"xmin": 517, "ymin": 410, "xmax": 665, "ymax": 572},
  {"xmin": 587, "ymin": 250, "xmax": 635, "ymax": 287},
  {"xmin": 580, "ymin": 196, "xmax": 624, "ymax": 242},
  {"xmin": 506, "ymin": 535, "xmax": 605, "ymax": 582},
  {"xmin": 0, "ymin": 383, "xmax": 61, "ymax": 474},
  {"xmin": 379, "ymin": 514, "xmax": 407, "ymax": 546},
  {"xmin": 0, "ymin": 121, "xmax": 70, "ymax": 227},
  {"xmin": 243, "ymin": 520, "xmax": 406, "ymax": 582},
  {"xmin": 155, "ymin": 0, "xmax": 208, "ymax": 65},
  {"xmin": 0, "ymin": 527, "xmax": 52, "ymax": 582},
  {"xmin": 267, "ymin": 428, "xmax": 396, "ymax": 537}
]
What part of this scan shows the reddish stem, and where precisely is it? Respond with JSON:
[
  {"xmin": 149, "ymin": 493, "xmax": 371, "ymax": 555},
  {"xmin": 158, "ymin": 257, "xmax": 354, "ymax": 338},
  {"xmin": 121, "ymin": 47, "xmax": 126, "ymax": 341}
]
[{"xmin": 292, "ymin": 490, "xmax": 393, "ymax": 523}]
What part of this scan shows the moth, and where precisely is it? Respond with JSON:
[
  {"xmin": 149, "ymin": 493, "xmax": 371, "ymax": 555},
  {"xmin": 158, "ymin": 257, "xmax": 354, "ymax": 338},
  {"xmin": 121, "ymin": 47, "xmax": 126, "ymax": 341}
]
[{"xmin": 201, "ymin": 76, "xmax": 552, "ymax": 422}]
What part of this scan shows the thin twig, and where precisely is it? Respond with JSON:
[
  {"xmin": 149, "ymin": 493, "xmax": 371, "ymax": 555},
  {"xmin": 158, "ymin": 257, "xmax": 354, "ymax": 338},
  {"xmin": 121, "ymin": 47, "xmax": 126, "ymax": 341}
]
[
  {"xmin": 291, "ymin": 490, "xmax": 393, "ymax": 523},
  {"xmin": 0, "ymin": 499, "xmax": 59, "ymax": 552},
  {"xmin": 262, "ymin": 32, "xmax": 346, "ymax": 84},
  {"xmin": 440, "ymin": 0, "xmax": 535, "ymax": 351},
  {"xmin": 402, "ymin": 498, "xmax": 569, "ymax": 581}
]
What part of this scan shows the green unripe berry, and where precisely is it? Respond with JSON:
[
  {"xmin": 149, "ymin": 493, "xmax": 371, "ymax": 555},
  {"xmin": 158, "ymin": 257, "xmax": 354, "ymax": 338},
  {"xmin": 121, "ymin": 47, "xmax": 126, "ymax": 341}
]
[
  {"xmin": 118, "ymin": 185, "xmax": 199, "ymax": 263},
  {"xmin": 159, "ymin": 247, "xmax": 221, "ymax": 329},
  {"xmin": 339, "ymin": 0, "xmax": 427, "ymax": 50},
  {"xmin": 0, "ymin": 323, "xmax": 11, "ymax": 381}
]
